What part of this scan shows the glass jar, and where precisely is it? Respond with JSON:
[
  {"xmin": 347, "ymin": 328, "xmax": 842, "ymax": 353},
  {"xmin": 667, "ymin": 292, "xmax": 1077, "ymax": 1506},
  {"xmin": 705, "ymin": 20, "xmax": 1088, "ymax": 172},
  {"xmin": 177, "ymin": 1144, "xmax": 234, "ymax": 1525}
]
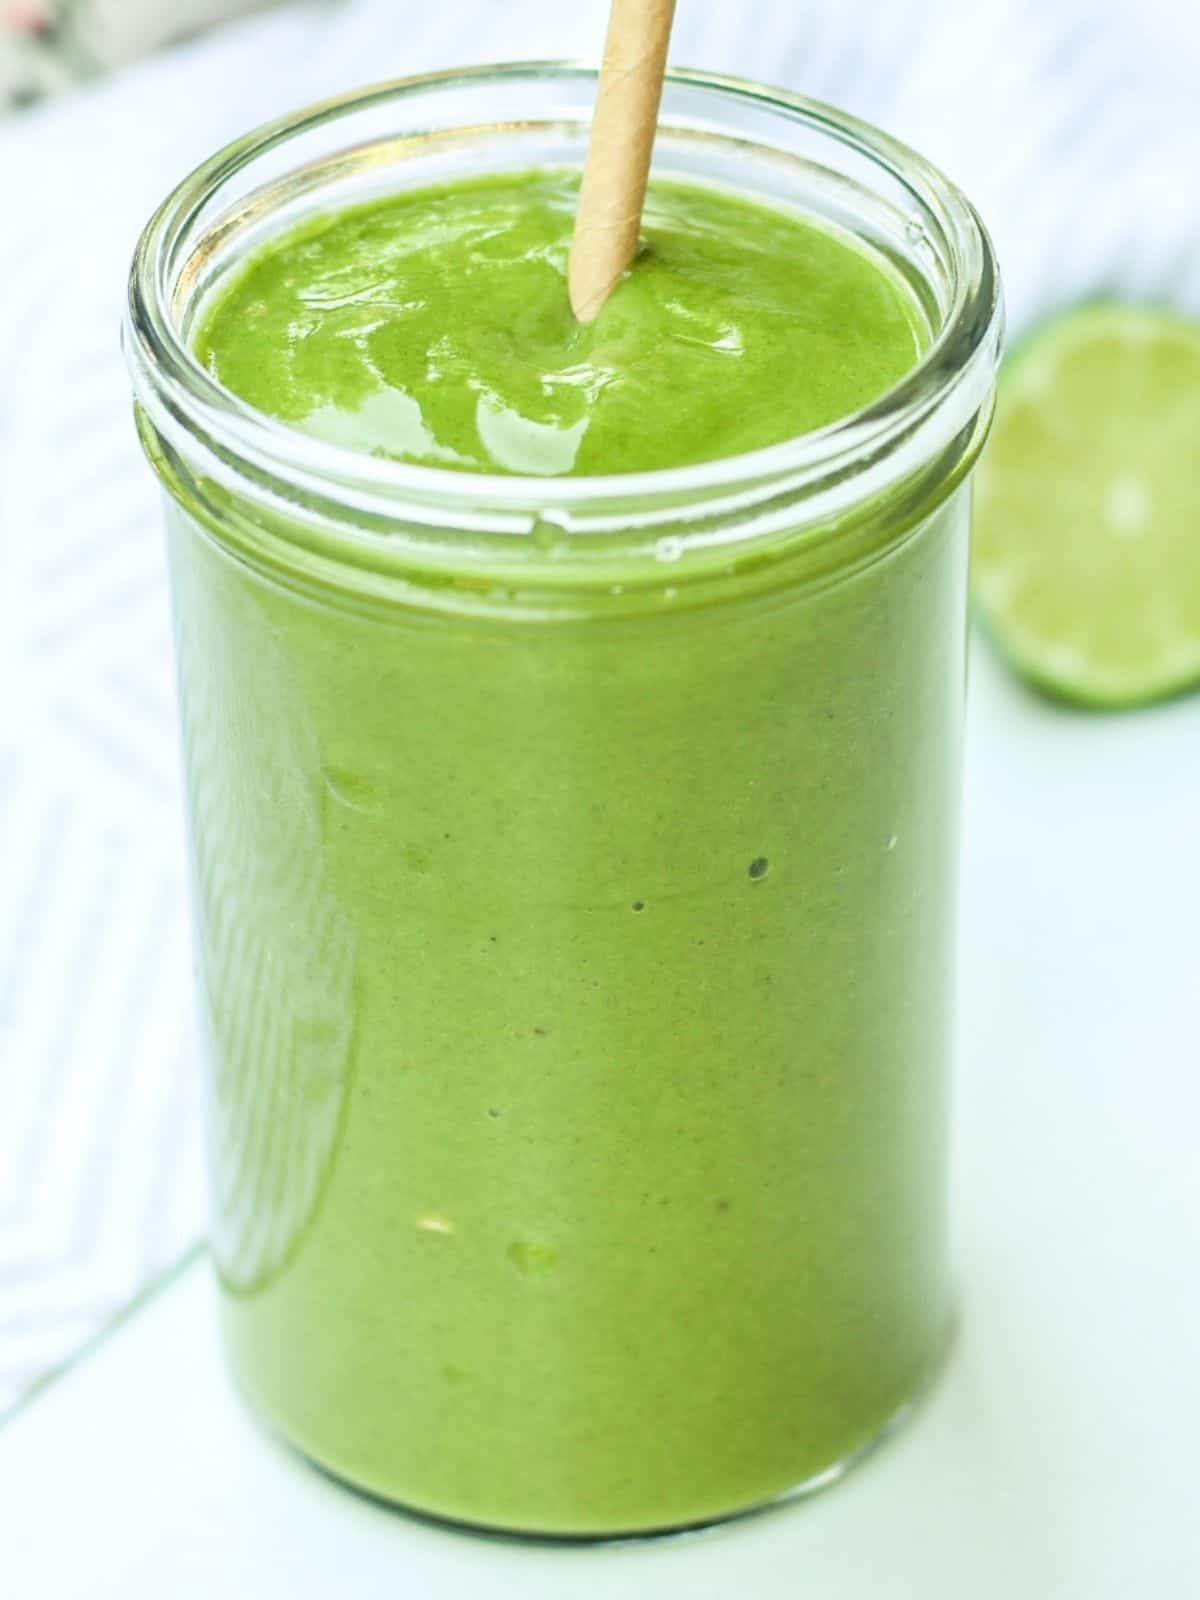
[{"xmin": 124, "ymin": 63, "xmax": 1002, "ymax": 1538}]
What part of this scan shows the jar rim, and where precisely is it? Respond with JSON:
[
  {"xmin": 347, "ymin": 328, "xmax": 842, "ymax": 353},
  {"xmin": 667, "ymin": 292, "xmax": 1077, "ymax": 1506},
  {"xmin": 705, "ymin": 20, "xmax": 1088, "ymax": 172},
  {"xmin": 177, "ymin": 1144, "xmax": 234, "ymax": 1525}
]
[{"xmin": 124, "ymin": 60, "xmax": 1002, "ymax": 546}]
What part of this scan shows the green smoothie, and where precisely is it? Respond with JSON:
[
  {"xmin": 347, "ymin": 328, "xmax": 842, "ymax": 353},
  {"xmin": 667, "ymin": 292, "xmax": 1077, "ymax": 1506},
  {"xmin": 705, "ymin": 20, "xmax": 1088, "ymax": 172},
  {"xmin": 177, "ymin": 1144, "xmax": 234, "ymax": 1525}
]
[{"xmin": 160, "ymin": 169, "xmax": 964, "ymax": 1534}]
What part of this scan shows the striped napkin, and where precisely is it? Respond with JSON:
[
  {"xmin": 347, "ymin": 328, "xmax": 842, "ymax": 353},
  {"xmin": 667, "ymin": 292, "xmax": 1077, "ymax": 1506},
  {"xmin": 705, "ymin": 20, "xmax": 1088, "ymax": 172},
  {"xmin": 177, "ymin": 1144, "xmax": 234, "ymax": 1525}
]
[{"xmin": 2, "ymin": 0, "xmax": 1197, "ymax": 1417}]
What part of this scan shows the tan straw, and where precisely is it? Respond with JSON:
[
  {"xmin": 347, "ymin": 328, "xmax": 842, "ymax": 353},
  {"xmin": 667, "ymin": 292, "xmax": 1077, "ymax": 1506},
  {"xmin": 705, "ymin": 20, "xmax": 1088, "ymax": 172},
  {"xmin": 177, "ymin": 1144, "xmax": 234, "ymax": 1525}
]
[{"xmin": 568, "ymin": 0, "xmax": 679, "ymax": 322}]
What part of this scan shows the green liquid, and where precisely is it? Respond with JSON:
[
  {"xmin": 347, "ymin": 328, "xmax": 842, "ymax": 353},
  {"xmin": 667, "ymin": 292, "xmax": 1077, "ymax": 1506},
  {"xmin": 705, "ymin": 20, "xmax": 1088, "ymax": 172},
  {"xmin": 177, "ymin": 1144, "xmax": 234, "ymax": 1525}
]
[
  {"xmin": 166, "ymin": 171, "xmax": 961, "ymax": 1534},
  {"xmin": 196, "ymin": 170, "xmax": 924, "ymax": 475}
]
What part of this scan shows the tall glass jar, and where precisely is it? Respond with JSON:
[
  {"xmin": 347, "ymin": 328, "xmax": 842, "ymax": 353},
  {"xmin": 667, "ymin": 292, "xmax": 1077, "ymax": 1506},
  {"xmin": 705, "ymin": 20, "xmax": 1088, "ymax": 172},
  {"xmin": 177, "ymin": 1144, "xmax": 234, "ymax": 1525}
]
[{"xmin": 124, "ymin": 64, "xmax": 1002, "ymax": 1538}]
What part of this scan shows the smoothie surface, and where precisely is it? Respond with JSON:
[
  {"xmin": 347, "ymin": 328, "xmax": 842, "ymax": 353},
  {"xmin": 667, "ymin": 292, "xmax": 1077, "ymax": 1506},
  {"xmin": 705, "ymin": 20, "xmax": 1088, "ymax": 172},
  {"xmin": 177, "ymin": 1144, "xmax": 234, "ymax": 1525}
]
[{"xmin": 194, "ymin": 170, "xmax": 925, "ymax": 476}]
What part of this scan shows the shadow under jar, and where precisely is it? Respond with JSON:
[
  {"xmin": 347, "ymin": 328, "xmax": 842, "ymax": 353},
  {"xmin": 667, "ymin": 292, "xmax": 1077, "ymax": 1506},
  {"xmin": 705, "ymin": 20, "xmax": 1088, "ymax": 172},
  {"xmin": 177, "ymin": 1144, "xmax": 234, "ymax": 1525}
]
[{"xmin": 124, "ymin": 64, "xmax": 1002, "ymax": 1538}]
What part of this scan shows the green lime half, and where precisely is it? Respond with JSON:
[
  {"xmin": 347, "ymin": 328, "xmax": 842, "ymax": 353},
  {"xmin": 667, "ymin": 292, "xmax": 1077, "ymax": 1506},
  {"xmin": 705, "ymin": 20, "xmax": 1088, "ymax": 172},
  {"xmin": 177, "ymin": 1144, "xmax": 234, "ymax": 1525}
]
[{"xmin": 973, "ymin": 304, "xmax": 1200, "ymax": 707}]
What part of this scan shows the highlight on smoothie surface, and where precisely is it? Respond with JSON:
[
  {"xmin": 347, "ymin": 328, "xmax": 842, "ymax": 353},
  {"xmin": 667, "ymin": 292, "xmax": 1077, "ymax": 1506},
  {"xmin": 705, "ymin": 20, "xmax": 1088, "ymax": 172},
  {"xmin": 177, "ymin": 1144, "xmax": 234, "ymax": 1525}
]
[{"xmin": 193, "ymin": 171, "xmax": 928, "ymax": 478}]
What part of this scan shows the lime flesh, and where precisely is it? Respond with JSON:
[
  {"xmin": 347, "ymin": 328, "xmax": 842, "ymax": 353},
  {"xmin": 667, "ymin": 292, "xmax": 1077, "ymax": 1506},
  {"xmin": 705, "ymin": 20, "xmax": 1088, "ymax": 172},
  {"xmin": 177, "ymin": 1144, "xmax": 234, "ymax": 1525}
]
[{"xmin": 973, "ymin": 304, "xmax": 1200, "ymax": 707}]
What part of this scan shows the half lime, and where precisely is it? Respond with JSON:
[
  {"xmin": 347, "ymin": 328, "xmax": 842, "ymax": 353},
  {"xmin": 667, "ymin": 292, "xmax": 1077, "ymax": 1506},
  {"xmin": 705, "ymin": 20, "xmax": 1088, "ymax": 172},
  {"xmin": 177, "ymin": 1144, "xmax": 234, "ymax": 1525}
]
[{"xmin": 973, "ymin": 304, "xmax": 1200, "ymax": 707}]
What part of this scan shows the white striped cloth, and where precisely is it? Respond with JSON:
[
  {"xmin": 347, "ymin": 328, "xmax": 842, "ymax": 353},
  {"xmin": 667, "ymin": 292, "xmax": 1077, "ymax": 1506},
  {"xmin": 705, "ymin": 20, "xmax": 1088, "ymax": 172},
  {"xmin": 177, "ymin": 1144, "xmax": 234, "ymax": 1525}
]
[{"xmin": 2, "ymin": 0, "xmax": 1198, "ymax": 1416}]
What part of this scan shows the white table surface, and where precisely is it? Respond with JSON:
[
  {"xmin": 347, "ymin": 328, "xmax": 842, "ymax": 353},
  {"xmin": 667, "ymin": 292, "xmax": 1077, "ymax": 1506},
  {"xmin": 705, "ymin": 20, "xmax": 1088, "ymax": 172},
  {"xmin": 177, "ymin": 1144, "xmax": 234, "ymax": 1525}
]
[{"xmin": 3, "ymin": 638, "xmax": 1198, "ymax": 1598}]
